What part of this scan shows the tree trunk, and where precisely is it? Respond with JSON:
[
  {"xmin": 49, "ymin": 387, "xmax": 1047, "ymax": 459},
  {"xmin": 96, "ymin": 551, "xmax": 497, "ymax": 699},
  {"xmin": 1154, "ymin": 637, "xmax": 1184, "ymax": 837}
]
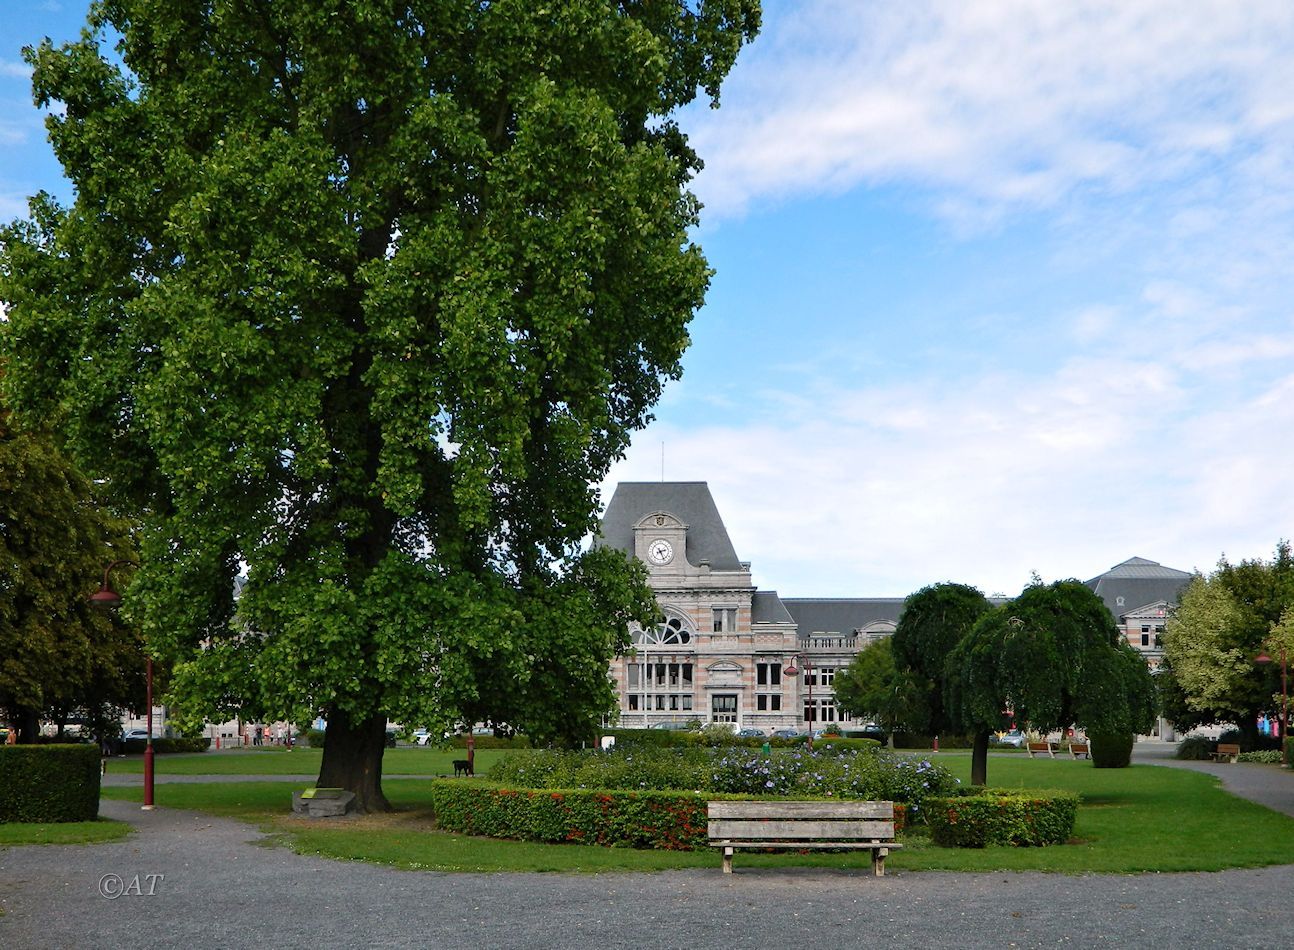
[
  {"xmin": 317, "ymin": 710, "xmax": 390, "ymax": 813},
  {"xmin": 15, "ymin": 706, "xmax": 40, "ymax": 744},
  {"xmin": 970, "ymin": 728, "xmax": 990, "ymax": 786}
]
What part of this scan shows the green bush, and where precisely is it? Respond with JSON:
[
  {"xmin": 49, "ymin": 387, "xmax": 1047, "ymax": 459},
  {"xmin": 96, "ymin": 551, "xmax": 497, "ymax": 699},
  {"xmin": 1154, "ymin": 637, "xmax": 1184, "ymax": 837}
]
[
  {"xmin": 892, "ymin": 733, "xmax": 976, "ymax": 750},
  {"xmin": 1175, "ymin": 736, "xmax": 1214, "ymax": 760},
  {"xmin": 305, "ymin": 729, "xmax": 326, "ymax": 748},
  {"xmin": 0, "ymin": 744, "xmax": 101, "ymax": 822},
  {"xmin": 925, "ymin": 789, "xmax": 1079, "ymax": 847},
  {"xmin": 1090, "ymin": 733, "xmax": 1134, "ymax": 768},
  {"xmin": 120, "ymin": 737, "xmax": 212, "ymax": 755},
  {"xmin": 447, "ymin": 734, "xmax": 531, "ymax": 750},
  {"xmin": 1238, "ymin": 749, "xmax": 1283, "ymax": 764},
  {"xmin": 430, "ymin": 781, "xmax": 714, "ymax": 849}
]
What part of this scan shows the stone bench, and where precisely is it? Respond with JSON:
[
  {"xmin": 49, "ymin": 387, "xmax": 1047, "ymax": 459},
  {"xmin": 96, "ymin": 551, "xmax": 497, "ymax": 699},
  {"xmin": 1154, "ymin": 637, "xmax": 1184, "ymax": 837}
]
[{"xmin": 291, "ymin": 787, "xmax": 356, "ymax": 818}]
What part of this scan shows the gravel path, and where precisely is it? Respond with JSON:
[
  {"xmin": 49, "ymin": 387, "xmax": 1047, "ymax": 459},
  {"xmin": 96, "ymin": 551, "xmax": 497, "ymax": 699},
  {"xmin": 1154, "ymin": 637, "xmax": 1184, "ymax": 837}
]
[{"xmin": 3, "ymin": 741, "xmax": 1292, "ymax": 949}]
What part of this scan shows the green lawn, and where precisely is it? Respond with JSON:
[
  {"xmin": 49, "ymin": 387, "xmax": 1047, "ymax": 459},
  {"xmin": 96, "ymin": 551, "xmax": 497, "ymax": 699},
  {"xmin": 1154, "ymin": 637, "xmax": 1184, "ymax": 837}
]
[
  {"xmin": 99, "ymin": 754, "xmax": 1294, "ymax": 874},
  {"xmin": 0, "ymin": 819, "xmax": 131, "ymax": 846},
  {"xmin": 106, "ymin": 746, "xmax": 509, "ymax": 776}
]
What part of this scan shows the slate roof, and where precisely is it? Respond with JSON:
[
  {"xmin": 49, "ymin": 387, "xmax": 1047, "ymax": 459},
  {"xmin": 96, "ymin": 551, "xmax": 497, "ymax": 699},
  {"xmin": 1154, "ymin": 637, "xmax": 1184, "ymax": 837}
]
[
  {"xmin": 597, "ymin": 482, "xmax": 744, "ymax": 571},
  {"xmin": 1085, "ymin": 556, "xmax": 1193, "ymax": 618},
  {"xmin": 752, "ymin": 590, "xmax": 794, "ymax": 625},
  {"xmin": 782, "ymin": 598, "xmax": 906, "ymax": 636}
]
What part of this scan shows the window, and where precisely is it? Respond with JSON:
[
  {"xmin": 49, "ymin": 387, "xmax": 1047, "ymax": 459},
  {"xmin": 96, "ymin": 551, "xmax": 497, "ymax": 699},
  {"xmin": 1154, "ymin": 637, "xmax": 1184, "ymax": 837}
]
[
  {"xmin": 820, "ymin": 698, "xmax": 836, "ymax": 722},
  {"xmin": 1154, "ymin": 635, "xmax": 1163, "ymax": 648},
  {"xmin": 804, "ymin": 701, "xmax": 816, "ymax": 723},
  {"xmin": 756, "ymin": 663, "xmax": 781, "ymax": 686},
  {"xmin": 627, "ymin": 666, "xmax": 639, "ymax": 687},
  {"xmin": 1141, "ymin": 633, "xmax": 1150, "ymax": 647},
  {"xmin": 634, "ymin": 616, "xmax": 692, "ymax": 645},
  {"xmin": 1141, "ymin": 624, "xmax": 1150, "ymax": 633},
  {"xmin": 712, "ymin": 608, "xmax": 737, "ymax": 633},
  {"xmin": 628, "ymin": 695, "xmax": 639, "ymax": 711},
  {"xmin": 756, "ymin": 695, "xmax": 782, "ymax": 712},
  {"xmin": 820, "ymin": 667, "xmax": 835, "ymax": 688}
]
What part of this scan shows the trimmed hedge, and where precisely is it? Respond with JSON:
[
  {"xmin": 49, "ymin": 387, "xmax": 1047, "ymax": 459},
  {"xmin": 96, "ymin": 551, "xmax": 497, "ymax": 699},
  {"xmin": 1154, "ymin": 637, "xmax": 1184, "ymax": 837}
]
[
  {"xmin": 120, "ymin": 737, "xmax": 212, "ymax": 755},
  {"xmin": 892, "ymin": 733, "xmax": 977, "ymax": 750},
  {"xmin": 0, "ymin": 744, "xmax": 101, "ymax": 822},
  {"xmin": 429, "ymin": 780, "xmax": 907, "ymax": 850},
  {"xmin": 925, "ymin": 788, "xmax": 1078, "ymax": 848},
  {"xmin": 1090, "ymin": 733, "xmax": 1134, "ymax": 768},
  {"xmin": 600, "ymin": 728, "xmax": 807, "ymax": 750}
]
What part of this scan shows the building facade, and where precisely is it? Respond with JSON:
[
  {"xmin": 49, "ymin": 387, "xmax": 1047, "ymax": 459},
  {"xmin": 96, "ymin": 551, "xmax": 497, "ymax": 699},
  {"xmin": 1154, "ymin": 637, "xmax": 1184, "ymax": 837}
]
[{"xmin": 600, "ymin": 481, "xmax": 1194, "ymax": 732}]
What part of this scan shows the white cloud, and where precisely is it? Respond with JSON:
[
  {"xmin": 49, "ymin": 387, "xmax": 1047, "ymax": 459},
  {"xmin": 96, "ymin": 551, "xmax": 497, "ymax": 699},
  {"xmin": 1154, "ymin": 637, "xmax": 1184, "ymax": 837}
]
[{"xmin": 686, "ymin": 1, "xmax": 1294, "ymax": 222}]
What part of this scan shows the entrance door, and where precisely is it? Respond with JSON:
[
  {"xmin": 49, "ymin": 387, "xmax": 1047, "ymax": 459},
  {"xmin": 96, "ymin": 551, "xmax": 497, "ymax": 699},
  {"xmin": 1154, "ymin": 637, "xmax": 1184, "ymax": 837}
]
[{"xmin": 711, "ymin": 694, "xmax": 738, "ymax": 723}]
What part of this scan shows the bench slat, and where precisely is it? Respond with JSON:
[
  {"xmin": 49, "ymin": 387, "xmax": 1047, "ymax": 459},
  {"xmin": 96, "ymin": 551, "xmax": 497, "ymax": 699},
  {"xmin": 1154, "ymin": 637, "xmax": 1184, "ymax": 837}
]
[
  {"xmin": 709, "ymin": 819, "xmax": 894, "ymax": 840},
  {"xmin": 708, "ymin": 801, "xmax": 893, "ymax": 820},
  {"xmin": 716, "ymin": 840, "xmax": 898, "ymax": 851}
]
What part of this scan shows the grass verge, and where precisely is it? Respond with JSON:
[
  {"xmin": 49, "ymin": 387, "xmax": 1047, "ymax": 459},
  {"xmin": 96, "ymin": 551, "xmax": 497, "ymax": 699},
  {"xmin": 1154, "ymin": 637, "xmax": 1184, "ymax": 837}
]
[
  {"xmin": 105, "ymin": 747, "xmax": 508, "ymax": 776},
  {"xmin": 0, "ymin": 819, "xmax": 131, "ymax": 846},
  {"xmin": 101, "ymin": 756, "xmax": 1294, "ymax": 873}
]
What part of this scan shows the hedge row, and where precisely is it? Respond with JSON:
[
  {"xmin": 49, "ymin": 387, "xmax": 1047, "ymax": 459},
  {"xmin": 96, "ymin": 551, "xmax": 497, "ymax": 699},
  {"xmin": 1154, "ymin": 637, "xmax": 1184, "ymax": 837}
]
[
  {"xmin": 0, "ymin": 744, "xmax": 100, "ymax": 822},
  {"xmin": 120, "ymin": 737, "xmax": 212, "ymax": 755},
  {"xmin": 428, "ymin": 781, "xmax": 907, "ymax": 850},
  {"xmin": 924, "ymin": 789, "xmax": 1078, "ymax": 848}
]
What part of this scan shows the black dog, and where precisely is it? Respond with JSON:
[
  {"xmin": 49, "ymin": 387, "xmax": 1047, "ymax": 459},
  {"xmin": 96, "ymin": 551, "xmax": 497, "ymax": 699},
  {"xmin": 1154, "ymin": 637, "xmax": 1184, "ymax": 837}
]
[{"xmin": 453, "ymin": 759, "xmax": 473, "ymax": 778}]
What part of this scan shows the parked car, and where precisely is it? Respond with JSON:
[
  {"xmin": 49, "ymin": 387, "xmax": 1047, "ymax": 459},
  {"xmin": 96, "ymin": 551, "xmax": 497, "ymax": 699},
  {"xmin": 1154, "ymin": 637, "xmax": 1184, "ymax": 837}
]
[
  {"xmin": 411, "ymin": 729, "xmax": 434, "ymax": 746},
  {"xmin": 122, "ymin": 728, "xmax": 155, "ymax": 741},
  {"xmin": 994, "ymin": 730, "xmax": 1026, "ymax": 747},
  {"xmin": 735, "ymin": 727, "xmax": 766, "ymax": 738},
  {"xmin": 770, "ymin": 728, "xmax": 804, "ymax": 739},
  {"xmin": 649, "ymin": 721, "xmax": 694, "ymax": 731}
]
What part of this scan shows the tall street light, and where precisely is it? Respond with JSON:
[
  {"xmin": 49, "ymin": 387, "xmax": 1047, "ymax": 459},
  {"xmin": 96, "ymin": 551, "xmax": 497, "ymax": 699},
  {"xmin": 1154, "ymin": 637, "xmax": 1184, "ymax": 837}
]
[
  {"xmin": 1256, "ymin": 646, "xmax": 1289, "ymax": 769},
  {"xmin": 783, "ymin": 655, "xmax": 814, "ymax": 751},
  {"xmin": 90, "ymin": 560, "xmax": 154, "ymax": 808}
]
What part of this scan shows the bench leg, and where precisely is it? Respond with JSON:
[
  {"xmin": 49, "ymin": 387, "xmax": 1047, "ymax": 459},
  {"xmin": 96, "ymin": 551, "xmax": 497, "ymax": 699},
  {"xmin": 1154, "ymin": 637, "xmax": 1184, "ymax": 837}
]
[
  {"xmin": 722, "ymin": 847, "xmax": 733, "ymax": 874},
  {"xmin": 873, "ymin": 848, "xmax": 888, "ymax": 877}
]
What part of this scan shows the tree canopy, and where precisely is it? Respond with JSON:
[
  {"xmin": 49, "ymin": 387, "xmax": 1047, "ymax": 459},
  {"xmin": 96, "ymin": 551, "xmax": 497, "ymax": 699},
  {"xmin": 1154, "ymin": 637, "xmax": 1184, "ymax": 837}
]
[
  {"xmin": 0, "ymin": 397, "xmax": 141, "ymax": 742},
  {"xmin": 1, "ymin": 0, "xmax": 760, "ymax": 810},
  {"xmin": 831, "ymin": 637, "xmax": 920, "ymax": 738},
  {"xmin": 1162, "ymin": 543, "xmax": 1294, "ymax": 746},
  {"xmin": 890, "ymin": 581, "xmax": 992, "ymax": 736},
  {"xmin": 945, "ymin": 579, "xmax": 1156, "ymax": 785}
]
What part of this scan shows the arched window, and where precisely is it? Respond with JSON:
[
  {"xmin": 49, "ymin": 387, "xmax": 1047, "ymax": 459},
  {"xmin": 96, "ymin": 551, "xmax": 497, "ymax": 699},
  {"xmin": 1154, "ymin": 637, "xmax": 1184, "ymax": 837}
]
[{"xmin": 632, "ymin": 615, "xmax": 692, "ymax": 646}]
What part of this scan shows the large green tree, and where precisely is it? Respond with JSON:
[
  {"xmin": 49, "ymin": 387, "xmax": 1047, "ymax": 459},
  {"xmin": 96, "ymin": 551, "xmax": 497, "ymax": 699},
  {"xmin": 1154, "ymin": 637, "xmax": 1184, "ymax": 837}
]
[
  {"xmin": 1162, "ymin": 543, "xmax": 1294, "ymax": 747},
  {"xmin": 945, "ymin": 579, "xmax": 1156, "ymax": 785},
  {"xmin": 0, "ymin": 398, "xmax": 141, "ymax": 743},
  {"xmin": 831, "ymin": 637, "xmax": 920, "ymax": 741},
  {"xmin": 1, "ymin": 1, "xmax": 759, "ymax": 810},
  {"xmin": 890, "ymin": 582, "xmax": 992, "ymax": 736}
]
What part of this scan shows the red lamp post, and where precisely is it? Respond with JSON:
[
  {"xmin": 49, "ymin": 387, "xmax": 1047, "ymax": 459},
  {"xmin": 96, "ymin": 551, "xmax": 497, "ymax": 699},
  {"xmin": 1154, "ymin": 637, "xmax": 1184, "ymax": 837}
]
[
  {"xmin": 784, "ymin": 655, "xmax": 814, "ymax": 751},
  {"xmin": 1256, "ymin": 647, "xmax": 1289, "ymax": 769},
  {"xmin": 90, "ymin": 560, "xmax": 154, "ymax": 808}
]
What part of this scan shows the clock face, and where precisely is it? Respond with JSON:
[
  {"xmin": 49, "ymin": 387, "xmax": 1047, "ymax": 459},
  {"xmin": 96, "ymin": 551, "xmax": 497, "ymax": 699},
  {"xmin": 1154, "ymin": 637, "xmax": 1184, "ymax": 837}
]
[{"xmin": 647, "ymin": 538, "xmax": 674, "ymax": 565}]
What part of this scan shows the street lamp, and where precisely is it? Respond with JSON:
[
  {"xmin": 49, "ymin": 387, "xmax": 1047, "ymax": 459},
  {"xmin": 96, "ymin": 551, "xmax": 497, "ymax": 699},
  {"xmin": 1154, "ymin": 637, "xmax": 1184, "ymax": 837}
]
[
  {"xmin": 90, "ymin": 560, "xmax": 155, "ymax": 808},
  {"xmin": 783, "ymin": 654, "xmax": 814, "ymax": 751},
  {"xmin": 1256, "ymin": 647, "xmax": 1289, "ymax": 769}
]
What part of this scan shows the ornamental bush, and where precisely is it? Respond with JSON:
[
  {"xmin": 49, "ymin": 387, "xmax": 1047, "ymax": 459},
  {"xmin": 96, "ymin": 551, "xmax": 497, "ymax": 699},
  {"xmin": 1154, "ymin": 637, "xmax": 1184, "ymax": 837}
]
[
  {"xmin": 1175, "ymin": 736, "xmax": 1214, "ymax": 760},
  {"xmin": 429, "ymin": 781, "xmax": 713, "ymax": 849},
  {"xmin": 1090, "ymin": 733, "xmax": 1134, "ymax": 768},
  {"xmin": 0, "ymin": 744, "xmax": 101, "ymax": 822},
  {"xmin": 120, "ymin": 736, "xmax": 212, "ymax": 755},
  {"xmin": 925, "ymin": 789, "xmax": 1079, "ymax": 848},
  {"xmin": 487, "ymin": 746, "xmax": 958, "ymax": 819}
]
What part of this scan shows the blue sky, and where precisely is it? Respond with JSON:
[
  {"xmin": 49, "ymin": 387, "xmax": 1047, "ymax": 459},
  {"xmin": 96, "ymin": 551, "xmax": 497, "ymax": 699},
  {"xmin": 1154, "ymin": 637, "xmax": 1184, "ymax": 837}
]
[{"xmin": 4, "ymin": 2, "xmax": 1294, "ymax": 598}]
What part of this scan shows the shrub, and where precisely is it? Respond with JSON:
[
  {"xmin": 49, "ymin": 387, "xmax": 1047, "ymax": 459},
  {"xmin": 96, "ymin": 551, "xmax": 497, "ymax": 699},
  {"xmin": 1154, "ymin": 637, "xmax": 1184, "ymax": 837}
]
[
  {"xmin": 1089, "ymin": 733, "xmax": 1134, "ymax": 768},
  {"xmin": 447, "ymin": 734, "xmax": 530, "ymax": 750},
  {"xmin": 892, "ymin": 733, "xmax": 976, "ymax": 750},
  {"xmin": 430, "ymin": 781, "xmax": 909, "ymax": 849},
  {"xmin": 120, "ymin": 737, "xmax": 212, "ymax": 755},
  {"xmin": 305, "ymin": 729, "xmax": 326, "ymax": 748},
  {"xmin": 1175, "ymin": 736, "xmax": 1214, "ymax": 760},
  {"xmin": 430, "ymin": 781, "xmax": 713, "ymax": 849},
  {"xmin": 488, "ymin": 746, "xmax": 959, "ymax": 820},
  {"xmin": 1239, "ymin": 749, "xmax": 1283, "ymax": 764},
  {"xmin": 0, "ymin": 744, "xmax": 101, "ymax": 822},
  {"xmin": 925, "ymin": 789, "xmax": 1079, "ymax": 848}
]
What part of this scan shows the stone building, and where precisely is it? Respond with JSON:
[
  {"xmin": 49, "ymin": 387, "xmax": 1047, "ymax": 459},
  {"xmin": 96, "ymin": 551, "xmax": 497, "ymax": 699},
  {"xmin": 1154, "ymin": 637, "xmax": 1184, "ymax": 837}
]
[{"xmin": 599, "ymin": 482, "xmax": 1194, "ymax": 731}]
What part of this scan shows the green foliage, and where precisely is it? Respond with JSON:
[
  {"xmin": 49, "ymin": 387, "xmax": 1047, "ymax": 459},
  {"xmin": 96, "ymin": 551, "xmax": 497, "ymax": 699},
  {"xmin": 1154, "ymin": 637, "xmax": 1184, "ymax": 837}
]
[
  {"xmin": 119, "ymin": 736, "xmax": 212, "ymax": 755},
  {"xmin": 445, "ymin": 734, "xmax": 530, "ymax": 750},
  {"xmin": 1089, "ymin": 733, "xmax": 1134, "ymax": 768},
  {"xmin": 305, "ymin": 729, "xmax": 327, "ymax": 749},
  {"xmin": 1174, "ymin": 736, "xmax": 1214, "ymax": 760},
  {"xmin": 0, "ymin": 744, "xmax": 100, "ymax": 822},
  {"xmin": 430, "ymin": 781, "xmax": 714, "ymax": 850},
  {"xmin": 1238, "ymin": 749, "xmax": 1283, "ymax": 764},
  {"xmin": 0, "ymin": 0, "xmax": 760, "ymax": 806},
  {"xmin": 944, "ymin": 579, "xmax": 1156, "ymax": 785},
  {"xmin": 832, "ymin": 637, "xmax": 922, "ymax": 735},
  {"xmin": 925, "ymin": 789, "xmax": 1079, "ymax": 848},
  {"xmin": 1164, "ymin": 543, "xmax": 1294, "ymax": 745},
  {"xmin": 891, "ymin": 583, "xmax": 992, "ymax": 736},
  {"xmin": 0, "ymin": 403, "xmax": 141, "ymax": 738},
  {"xmin": 487, "ymin": 745, "xmax": 958, "ymax": 819},
  {"xmin": 601, "ymin": 728, "xmax": 804, "ymax": 750}
]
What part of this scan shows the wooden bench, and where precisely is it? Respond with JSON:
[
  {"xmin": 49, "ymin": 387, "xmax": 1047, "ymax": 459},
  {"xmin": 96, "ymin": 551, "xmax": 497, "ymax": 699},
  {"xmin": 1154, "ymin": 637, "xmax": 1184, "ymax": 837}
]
[
  {"xmin": 1211, "ymin": 742, "xmax": 1240, "ymax": 764},
  {"xmin": 707, "ymin": 800, "xmax": 900, "ymax": 876},
  {"xmin": 1026, "ymin": 741, "xmax": 1058, "ymax": 758},
  {"xmin": 1068, "ymin": 742, "xmax": 1090, "ymax": 759}
]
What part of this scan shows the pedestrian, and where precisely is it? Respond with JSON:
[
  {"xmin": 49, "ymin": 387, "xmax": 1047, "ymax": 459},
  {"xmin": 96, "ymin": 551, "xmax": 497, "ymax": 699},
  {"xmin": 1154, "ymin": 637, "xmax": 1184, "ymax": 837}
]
[{"xmin": 5, "ymin": 726, "xmax": 17, "ymax": 745}]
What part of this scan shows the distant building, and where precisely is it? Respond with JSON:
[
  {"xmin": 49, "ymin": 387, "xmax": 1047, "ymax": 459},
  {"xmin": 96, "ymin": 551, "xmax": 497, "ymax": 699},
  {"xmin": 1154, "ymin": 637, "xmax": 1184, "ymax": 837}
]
[
  {"xmin": 1085, "ymin": 556, "xmax": 1194, "ymax": 670},
  {"xmin": 599, "ymin": 481, "xmax": 1194, "ymax": 731}
]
